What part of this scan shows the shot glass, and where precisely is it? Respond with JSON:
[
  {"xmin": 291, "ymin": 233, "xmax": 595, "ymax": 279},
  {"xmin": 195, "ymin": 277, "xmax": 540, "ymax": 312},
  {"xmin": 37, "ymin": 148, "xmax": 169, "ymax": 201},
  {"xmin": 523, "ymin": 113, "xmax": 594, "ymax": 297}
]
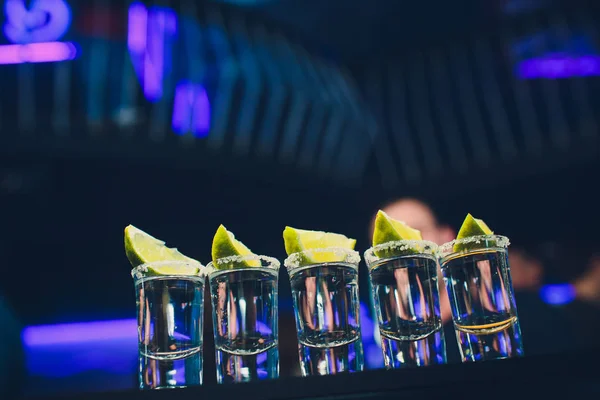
[
  {"xmin": 438, "ymin": 235, "xmax": 524, "ymax": 362},
  {"xmin": 364, "ymin": 240, "xmax": 447, "ymax": 369},
  {"xmin": 132, "ymin": 261, "xmax": 206, "ymax": 389},
  {"xmin": 285, "ymin": 248, "xmax": 364, "ymax": 376},
  {"xmin": 207, "ymin": 255, "xmax": 280, "ymax": 383}
]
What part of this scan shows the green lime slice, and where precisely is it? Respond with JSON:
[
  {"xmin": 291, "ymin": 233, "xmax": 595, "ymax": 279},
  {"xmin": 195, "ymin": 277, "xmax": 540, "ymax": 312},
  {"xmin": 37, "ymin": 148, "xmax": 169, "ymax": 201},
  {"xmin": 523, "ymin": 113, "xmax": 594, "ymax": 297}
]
[
  {"xmin": 211, "ymin": 225, "xmax": 260, "ymax": 269},
  {"xmin": 454, "ymin": 214, "xmax": 494, "ymax": 252},
  {"xmin": 124, "ymin": 225, "xmax": 200, "ymax": 275},
  {"xmin": 372, "ymin": 210, "xmax": 423, "ymax": 258},
  {"xmin": 283, "ymin": 226, "xmax": 356, "ymax": 264}
]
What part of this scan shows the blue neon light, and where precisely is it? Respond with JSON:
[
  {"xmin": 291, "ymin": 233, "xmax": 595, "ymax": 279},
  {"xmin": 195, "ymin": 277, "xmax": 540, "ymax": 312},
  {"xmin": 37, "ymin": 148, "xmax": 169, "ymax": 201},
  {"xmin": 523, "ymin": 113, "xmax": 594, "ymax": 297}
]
[
  {"xmin": 1, "ymin": 0, "xmax": 76, "ymax": 64},
  {"xmin": 172, "ymin": 81, "xmax": 210, "ymax": 137},
  {"xmin": 518, "ymin": 54, "xmax": 600, "ymax": 79},
  {"xmin": 24, "ymin": 303, "xmax": 378, "ymax": 378},
  {"xmin": 127, "ymin": 2, "xmax": 176, "ymax": 102},
  {"xmin": 23, "ymin": 319, "xmax": 137, "ymax": 378},
  {"xmin": 539, "ymin": 284, "xmax": 576, "ymax": 306},
  {"xmin": 360, "ymin": 303, "xmax": 384, "ymax": 369},
  {"xmin": 4, "ymin": 0, "xmax": 71, "ymax": 44},
  {"xmin": 127, "ymin": 3, "xmax": 211, "ymax": 135}
]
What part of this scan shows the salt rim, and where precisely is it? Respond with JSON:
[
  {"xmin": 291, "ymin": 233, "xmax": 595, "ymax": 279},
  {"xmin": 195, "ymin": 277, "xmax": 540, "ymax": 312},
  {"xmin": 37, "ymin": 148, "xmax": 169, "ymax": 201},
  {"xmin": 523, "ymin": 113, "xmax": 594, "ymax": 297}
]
[
  {"xmin": 364, "ymin": 239, "xmax": 438, "ymax": 265},
  {"xmin": 438, "ymin": 234, "xmax": 510, "ymax": 257},
  {"xmin": 283, "ymin": 247, "xmax": 361, "ymax": 271},
  {"xmin": 131, "ymin": 260, "xmax": 205, "ymax": 280},
  {"xmin": 206, "ymin": 254, "xmax": 280, "ymax": 277}
]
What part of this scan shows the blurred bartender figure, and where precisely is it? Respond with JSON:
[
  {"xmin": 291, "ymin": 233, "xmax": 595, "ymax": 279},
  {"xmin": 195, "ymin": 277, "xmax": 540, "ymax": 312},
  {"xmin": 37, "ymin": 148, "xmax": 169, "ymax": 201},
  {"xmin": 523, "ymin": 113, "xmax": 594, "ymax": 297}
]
[
  {"xmin": 0, "ymin": 293, "xmax": 24, "ymax": 397},
  {"xmin": 375, "ymin": 197, "xmax": 574, "ymax": 361}
]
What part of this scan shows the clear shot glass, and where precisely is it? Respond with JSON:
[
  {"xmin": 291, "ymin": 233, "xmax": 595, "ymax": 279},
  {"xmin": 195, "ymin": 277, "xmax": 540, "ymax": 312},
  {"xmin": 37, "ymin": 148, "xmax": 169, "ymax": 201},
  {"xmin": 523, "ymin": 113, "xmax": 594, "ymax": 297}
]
[
  {"xmin": 285, "ymin": 248, "xmax": 364, "ymax": 376},
  {"xmin": 132, "ymin": 261, "xmax": 206, "ymax": 389},
  {"xmin": 207, "ymin": 255, "xmax": 280, "ymax": 383},
  {"xmin": 365, "ymin": 240, "xmax": 447, "ymax": 369},
  {"xmin": 438, "ymin": 235, "xmax": 524, "ymax": 362}
]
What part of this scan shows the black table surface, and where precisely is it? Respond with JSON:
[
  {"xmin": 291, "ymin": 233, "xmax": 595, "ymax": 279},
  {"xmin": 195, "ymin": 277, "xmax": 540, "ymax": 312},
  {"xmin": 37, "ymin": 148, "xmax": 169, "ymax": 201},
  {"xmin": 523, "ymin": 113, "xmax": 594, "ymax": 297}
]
[{"xmin": 27, "ymin": 350, "xmax": 600, "ymax": 400}]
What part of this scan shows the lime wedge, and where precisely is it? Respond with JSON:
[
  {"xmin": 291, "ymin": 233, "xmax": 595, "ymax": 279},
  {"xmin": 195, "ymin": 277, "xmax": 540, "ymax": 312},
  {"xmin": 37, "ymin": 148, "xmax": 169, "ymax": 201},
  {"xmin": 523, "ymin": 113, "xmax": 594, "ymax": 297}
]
[
  {"xmin": 456, "ymin": 214, "xmax": 493, "ymax": 239},
  {"xmin": 454, "ymin": 214, "xmax": 494, "ymax": 252},
  {"xmin": 372, "ymin": 210, "xmax": 422, "ymax": 245},
  {"xmin": 372, "ymin": 210, "xmax": 422, "ymax": 258},
  {"xmin": 283, "ymin": 226, "xmax": 356, "ymax": 263},
  {"xmin": 211, "ymin": 225, "xmax": 260, "ymax": 268},
  {"xmin": 124, "ymin": 225, "xmax": 200, "ymax": 275}
]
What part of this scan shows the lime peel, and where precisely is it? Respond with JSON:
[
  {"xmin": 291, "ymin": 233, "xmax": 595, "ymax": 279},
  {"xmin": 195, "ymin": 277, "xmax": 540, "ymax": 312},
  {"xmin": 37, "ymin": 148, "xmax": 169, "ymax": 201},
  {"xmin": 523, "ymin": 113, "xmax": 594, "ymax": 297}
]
[
  {"xmin": 283, "ymin": 226, "xmax": 357, "ymax": 266},
  {"xmin": 373, "ymin": 210, "xmax": 422, "ymax": 244},
  {"xmin": 453, "ymin": 214, "xmax": 495, "ymax": 252},
  {"xmin": 283, "ymin": 226, "xmax": 356, "ymax": 255},
  {"xmin": 372, "ymin": 210, "xmax": 423, "ymax": 258},
  {"xmin": 211, "ymin": 225, "xmax": 260, "ymax": 269},
  {"xmin": 124, "ymin": 225, "xmax": 201, "ymax": 276}
]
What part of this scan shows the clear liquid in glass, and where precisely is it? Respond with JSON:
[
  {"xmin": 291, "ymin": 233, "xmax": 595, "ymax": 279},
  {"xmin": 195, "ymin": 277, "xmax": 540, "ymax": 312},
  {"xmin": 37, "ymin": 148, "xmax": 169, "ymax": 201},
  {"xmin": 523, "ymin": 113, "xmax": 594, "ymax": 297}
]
[
  {"xmin": 370, "ymin": 255, "xmax": 446, "ymax": 368},
  {"xmin": 442, "ymin": 249, "xmax": 524, "ymax": 362},
  {"xmin": 136, "ymin": 276, "xmax": 204, "ymax": 389},
  {"xmin": 290, "ymin": 264, "xmax": 364, "ymax": 376},
  {"xmin": 210, "ymin": 268, "xmax": 279, "ymax": 383}
]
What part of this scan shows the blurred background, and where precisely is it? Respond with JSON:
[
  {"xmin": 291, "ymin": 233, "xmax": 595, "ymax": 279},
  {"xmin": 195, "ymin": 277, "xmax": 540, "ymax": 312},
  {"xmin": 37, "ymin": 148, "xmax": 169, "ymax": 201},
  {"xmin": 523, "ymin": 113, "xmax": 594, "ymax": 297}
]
[{"xmin": 1, "ymin": 0, "xmax": 600, "ymax": 396}]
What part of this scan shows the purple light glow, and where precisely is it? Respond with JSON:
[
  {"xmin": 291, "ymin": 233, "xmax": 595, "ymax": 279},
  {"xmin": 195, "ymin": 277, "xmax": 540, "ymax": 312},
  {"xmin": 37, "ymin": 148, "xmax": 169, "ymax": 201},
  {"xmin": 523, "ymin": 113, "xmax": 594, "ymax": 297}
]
[
  {"xmin": 127, "ymin": 2, "xmax": 177, "ymax": 102},
  {"xmin": 360, "ymin": 303, "xmax": 375, "ymax": 340},
  {"xmin": 172, "ymin": 81, "xmax": 211, "ymax": 137},
  {"xmin": 256, "ymin": 350, "xmax": 268, "ymax": 365},
  {"xmin": 26, "ymin": 338, "xmax": 138, "ymax": 377},
  {"xmin": 23, "ymin": 319, "xmax": 137, "ymax": 346},
  {"xmin": 0, "ymin": 41, "xmax": 76, "ymax": 64},
  {"xmin": 518, "ymin": 54, "xmax": 600, "ymax": 79},
  {"xmin": 143, "ymin": 11, "xmax": 165, "ymax": 101},
  {"xmin": 127, "ymin": 3, "xmax": 210, "ymax": 138},
  {"xmin": 23, "ymin": 319, "xmax": 198, "ymax": 378},
  {"xmin": 127, "ymin": 2, "xmax": 147, "ymax": 53},
  {"xmin": 360, "ymin": 302, "xmax": 384, "ymax": 369},
  {"xmin": 4, "ymin": 0, "xmax": 72, "ymax": 44},
  {"xmin": 539, "ymin": 284, "xmax": 576, "ymax": 306}
]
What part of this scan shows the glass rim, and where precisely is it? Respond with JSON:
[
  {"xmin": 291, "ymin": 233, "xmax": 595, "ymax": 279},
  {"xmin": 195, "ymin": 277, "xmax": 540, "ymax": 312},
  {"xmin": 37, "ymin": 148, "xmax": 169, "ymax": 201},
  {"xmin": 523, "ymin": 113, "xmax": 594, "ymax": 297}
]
[
  {"xmin": 438, "ymin": 234, "xmax": 510, "ymax": 257},
  {"xmin": 283, "ymin": 247, "xmax": 360, "ymax": 272},
  {"xmin": 131, "ymin": 260, "xmax": 206, "ymax": 280},
  {"xmin": 206, "ymin": 254, "xmax": 280, "ymax": 278},
  {"xmin": 363, "ymin": 239, "xmax": 438, "ymax": 266}
]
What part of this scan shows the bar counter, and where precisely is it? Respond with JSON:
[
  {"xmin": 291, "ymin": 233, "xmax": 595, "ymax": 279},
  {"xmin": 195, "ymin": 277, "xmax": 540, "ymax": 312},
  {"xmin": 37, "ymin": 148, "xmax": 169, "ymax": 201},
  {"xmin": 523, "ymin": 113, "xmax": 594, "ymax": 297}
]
[{"xmin": 29, "ymin": 349, "xmax": 600, "ymax": 400}]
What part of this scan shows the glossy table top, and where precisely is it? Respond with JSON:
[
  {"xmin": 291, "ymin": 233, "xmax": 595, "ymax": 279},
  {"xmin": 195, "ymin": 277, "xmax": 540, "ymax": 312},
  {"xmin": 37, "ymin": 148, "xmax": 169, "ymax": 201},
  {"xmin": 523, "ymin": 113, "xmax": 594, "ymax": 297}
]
[{"xmin": 26, "ymin": 349, "xmax": 600, "ymax": 400}]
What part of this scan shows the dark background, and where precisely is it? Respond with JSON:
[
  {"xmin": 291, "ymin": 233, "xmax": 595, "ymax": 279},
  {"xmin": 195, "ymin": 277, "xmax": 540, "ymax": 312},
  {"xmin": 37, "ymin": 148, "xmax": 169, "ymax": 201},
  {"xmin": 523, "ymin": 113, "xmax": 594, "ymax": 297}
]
[{"xmin": 1, "ymin": 0, "xmax": 600, "ymax": 396}]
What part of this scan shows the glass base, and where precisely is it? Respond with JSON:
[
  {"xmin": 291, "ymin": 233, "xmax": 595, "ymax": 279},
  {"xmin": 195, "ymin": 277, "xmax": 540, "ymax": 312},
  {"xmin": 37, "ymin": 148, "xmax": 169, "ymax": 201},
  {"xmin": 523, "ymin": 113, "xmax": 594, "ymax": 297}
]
[
  {"xmin": 456, "ymin": 320, "xmax": 525, "ymax": 362},
  {"xmin": 381, "ymin": 328, "xmax": 447, "ymax": 368},
  {"xmin": 298, "ymin": 337, "xmax": 364, "ymax": 376},
  {"xmin": 139, "ymin": 352, "xmax": 202, "ymax": 389},
  {"xmin": 215, "ymin": 346, "xmax": 279, "ymax": 383}
]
